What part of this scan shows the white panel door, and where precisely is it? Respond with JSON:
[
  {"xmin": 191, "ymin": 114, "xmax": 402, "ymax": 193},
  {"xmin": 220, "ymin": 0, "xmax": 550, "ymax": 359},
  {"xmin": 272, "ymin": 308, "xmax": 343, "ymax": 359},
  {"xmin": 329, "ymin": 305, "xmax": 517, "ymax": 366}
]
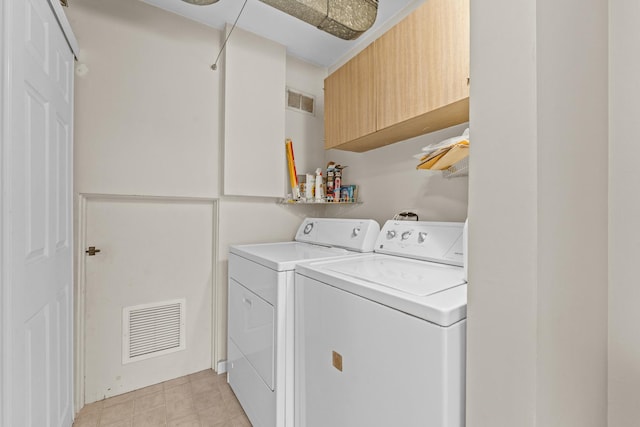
[
  {"xmin": 83, "ymin": 197, "xmax": 213, "ymax": 403},
  {"xmin": 1, "ymin": 0, "xmax": 75, "ymax": 425}
]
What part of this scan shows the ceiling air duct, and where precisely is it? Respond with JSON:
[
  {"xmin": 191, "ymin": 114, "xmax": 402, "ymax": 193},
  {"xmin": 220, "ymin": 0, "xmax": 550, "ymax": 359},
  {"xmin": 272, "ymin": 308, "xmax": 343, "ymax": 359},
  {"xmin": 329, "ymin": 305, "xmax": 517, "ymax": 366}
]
[
  {"xmin": 259, "ymin": 0, "xmax": 379, "ymax": 40},
  {"xmin": 180, "ymin": 0, "xmax": 220, "ymax": 5}
]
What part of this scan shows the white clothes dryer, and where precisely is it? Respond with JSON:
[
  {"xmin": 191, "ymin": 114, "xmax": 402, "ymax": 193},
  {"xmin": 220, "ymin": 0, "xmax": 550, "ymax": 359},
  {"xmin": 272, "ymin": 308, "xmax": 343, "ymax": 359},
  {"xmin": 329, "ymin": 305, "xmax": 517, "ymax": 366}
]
[
  {"xmin": 227, "ymin": 218, "xmax": 380, "ymax": 427},
  {"xmin": 295, "ymin": 220, "xmax": 467, "ymax": 427}
]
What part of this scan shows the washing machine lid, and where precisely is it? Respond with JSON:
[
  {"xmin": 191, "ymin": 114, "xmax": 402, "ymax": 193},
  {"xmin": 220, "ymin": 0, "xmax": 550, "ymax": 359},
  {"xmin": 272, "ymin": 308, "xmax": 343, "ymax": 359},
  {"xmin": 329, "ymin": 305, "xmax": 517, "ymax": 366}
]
[
  {"xmin": 296, "ymin": 254, "xmax": 467, "ymax": 326},
  {"xmin": 230, "ymin": 241, "xmax": 352, "ymax": 271},
  {"xmin": 325, "ymin": 255, "xmax": 465, "ymax": 296}
]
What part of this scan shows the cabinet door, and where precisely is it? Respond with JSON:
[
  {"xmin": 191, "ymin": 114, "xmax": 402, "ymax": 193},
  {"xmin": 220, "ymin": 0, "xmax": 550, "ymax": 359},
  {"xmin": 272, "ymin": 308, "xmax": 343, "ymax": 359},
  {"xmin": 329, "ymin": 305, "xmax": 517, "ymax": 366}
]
[
  {"xmin": 224, "ymin": 26, "xmax": 286, "ymax": 197},
  {"xmin": 376, "ymin": 0, "xmax": 470, "ymax": 130},
  {"xmin": 324, "ymin": 44, "xmax": 376, "ymax": 149}
]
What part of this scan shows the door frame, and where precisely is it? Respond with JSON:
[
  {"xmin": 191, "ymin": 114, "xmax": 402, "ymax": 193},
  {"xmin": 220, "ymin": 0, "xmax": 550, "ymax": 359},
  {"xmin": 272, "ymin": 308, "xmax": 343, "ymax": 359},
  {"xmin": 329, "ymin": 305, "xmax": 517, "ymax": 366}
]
[{"xmin": 74, "ymin": 193, "xmax": 220, "ymax": 412}]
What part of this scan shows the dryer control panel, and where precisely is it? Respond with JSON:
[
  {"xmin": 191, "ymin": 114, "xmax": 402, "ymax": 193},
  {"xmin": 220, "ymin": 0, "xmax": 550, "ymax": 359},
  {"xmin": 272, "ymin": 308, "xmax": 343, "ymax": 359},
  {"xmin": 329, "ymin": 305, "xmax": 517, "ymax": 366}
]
[
  {"xmin": 295, "ymin": 218, "xmax": 380, "ymax": 253},
  {"xmin": 375, "ymin": 220, "xmax": 465, "ymax": 266}
]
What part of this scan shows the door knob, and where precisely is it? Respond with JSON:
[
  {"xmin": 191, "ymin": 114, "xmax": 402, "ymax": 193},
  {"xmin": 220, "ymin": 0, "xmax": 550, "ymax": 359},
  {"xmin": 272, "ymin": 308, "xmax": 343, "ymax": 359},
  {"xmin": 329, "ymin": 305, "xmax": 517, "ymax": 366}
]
[{"xmin": 85, "ymin": 246, "xmax": 101, "ymax": 256}]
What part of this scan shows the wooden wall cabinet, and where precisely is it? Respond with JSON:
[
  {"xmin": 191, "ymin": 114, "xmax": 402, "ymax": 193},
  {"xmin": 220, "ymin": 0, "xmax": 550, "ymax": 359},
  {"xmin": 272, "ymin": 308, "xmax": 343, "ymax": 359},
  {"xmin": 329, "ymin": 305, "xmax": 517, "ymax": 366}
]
[
  {"xmin": 324, "ymin": 0, "xmax": 470, "ymax": 152},
  {"xmin": 324, "ymin": 43, "xmax": 377, "ymax": 150}
]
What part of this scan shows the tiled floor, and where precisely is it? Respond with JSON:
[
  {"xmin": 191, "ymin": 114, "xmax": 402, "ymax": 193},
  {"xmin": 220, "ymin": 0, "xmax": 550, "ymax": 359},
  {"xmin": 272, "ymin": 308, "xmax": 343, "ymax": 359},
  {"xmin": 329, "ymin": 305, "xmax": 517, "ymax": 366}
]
[{"xmin": 73, "ymin": 369, "xmax": 251, "ymax": 427}]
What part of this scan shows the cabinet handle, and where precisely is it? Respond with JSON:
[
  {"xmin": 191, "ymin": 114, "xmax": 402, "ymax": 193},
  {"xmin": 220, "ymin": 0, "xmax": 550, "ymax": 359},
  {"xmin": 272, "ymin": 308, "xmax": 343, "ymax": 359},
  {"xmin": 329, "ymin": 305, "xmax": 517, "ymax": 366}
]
[{"xmin": 242, "ymin": 297, "xmax": 253, "ymax": 307}]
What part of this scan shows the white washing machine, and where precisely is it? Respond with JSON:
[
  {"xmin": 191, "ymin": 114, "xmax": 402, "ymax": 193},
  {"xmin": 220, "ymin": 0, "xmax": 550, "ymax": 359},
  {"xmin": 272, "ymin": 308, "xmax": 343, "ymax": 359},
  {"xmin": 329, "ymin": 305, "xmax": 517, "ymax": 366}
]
[
  {"xmin": 295, "ymin": 220, "xmax": 467, "ymax": 427},
  {"xmin": 227, "ymin": 218, "xmax": 381, "ymax": 427}
]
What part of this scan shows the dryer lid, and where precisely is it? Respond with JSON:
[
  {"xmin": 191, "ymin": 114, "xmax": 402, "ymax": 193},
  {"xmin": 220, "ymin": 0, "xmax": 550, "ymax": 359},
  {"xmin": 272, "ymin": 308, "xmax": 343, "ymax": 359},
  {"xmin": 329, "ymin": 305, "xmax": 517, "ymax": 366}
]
[{"xmin": 230, "ymin": 241, "xmax": 351, "ymax": 271}]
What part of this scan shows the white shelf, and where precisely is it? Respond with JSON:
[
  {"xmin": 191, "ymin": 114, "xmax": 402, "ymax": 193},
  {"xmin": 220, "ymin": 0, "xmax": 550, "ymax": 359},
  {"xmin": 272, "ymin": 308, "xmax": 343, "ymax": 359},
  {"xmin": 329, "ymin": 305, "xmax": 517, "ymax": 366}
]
[
  {"xmin": 278, "ymin": 199, "xmax": 362, "ymax": 205},
  {"xmin": 418, "ymin": 156, "xmax": 468, "ymax": 178},
  {"xmin": 441, "ymin": 156, "xmax": 469, "ymax": 178}
]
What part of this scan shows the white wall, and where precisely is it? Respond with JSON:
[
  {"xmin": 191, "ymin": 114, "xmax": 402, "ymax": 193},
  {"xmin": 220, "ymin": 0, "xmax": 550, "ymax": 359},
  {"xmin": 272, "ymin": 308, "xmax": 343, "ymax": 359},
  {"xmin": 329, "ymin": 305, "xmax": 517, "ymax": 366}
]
[
  {"xmin": 325, "ymin": 123, "xmax": 469, "ymax": 225},
  {"xmin": 67, "ymin": 0, "xmax": 327, "ymax": 372},
  {"xmin": 467, "ymin": 0, "xmax": 538, "ymax": 423},
  {"xmin": 609, "ymin": 1, "xmax": 640, "ymax": 425},
  {"xmin": 468, "ymin": 0, "xmax": 608, "ymax": 426},
  {"xmin": 535, "ymin": 0, "xmax": 608, "ymax": 424},
  {"xmin": 285, "ymin": 56, "xmax": 327, "ymax": 183},
  {"xmin": 70, "ymin": 0, "xmax": 219, "ymax": 197}
]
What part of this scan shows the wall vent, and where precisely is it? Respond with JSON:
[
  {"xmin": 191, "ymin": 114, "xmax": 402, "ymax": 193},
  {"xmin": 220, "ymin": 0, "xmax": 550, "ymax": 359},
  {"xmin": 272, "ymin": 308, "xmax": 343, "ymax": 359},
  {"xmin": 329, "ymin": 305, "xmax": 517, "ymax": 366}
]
[
  {"xmin": 286, "ymin": 88, "xmax": 315, "ymax": 115},
  {"xmin": 122, "ymin": 299, "xmax": 186, "ymax": 364}
]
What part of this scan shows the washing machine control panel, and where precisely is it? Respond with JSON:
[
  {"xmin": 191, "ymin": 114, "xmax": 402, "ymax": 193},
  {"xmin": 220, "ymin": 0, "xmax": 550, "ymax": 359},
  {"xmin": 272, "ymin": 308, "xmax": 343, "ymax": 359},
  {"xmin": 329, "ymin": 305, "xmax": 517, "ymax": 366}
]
[
  {"xmin": 376, "ymin": 220, "xmax": 465, "ymax": 266},
  {"xmin": 400, "ymin": 230, "xmax": 412, "ymax": 240}
]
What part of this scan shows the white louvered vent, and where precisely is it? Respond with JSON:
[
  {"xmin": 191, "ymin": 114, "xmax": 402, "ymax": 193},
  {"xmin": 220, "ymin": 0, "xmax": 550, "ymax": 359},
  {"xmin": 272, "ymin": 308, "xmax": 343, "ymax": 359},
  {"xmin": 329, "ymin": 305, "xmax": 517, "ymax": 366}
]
[
  {"xmin": 122, "ymin": 299, "xmax": 186, "ymax": 364},
  {"xmin": 286, "ymin": 87, "xmax": 315, "ymax": 115}
]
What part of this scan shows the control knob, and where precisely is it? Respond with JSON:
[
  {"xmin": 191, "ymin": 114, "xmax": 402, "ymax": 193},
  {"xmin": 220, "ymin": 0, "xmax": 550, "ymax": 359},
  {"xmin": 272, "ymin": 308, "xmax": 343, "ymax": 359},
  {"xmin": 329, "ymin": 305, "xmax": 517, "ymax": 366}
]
[
  {"xmin": 303, "ymin": 223, "xmax": 314, "ymax": 234},
  {"xmin": 386, "ymin": 230, "xmax": 397, "ymax": 239}
]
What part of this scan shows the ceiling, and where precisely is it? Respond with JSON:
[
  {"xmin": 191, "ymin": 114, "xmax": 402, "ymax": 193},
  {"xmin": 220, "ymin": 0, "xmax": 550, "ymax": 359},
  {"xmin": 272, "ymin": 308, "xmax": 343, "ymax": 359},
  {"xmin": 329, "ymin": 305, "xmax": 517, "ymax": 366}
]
[{"xmin": 140, "ymin": 0, "xmax": 422, "ymax": 68}]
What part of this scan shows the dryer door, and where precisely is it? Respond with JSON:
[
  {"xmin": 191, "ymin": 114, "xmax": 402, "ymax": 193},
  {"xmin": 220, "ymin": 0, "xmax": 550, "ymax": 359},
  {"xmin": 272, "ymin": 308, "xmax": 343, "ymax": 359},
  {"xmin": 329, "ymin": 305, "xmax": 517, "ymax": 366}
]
[{"xmin": 229, "ymin": 279, "xmax": 275, "ymax": 389}]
